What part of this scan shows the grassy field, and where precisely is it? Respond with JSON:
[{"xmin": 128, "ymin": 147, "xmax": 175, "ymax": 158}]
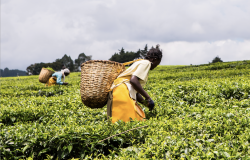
[{"xmin": 1, "ymin": 60, "xmax": 250, "ymax": 159}]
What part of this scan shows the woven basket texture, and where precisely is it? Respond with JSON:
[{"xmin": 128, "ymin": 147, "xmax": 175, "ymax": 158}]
[
  {"xmin": 39, "ymin": 68, "xmax": 55, "ymax": 83},
  {"xmin": 80, "ymin": 60, "xmax": 126, "ymax": 108}
]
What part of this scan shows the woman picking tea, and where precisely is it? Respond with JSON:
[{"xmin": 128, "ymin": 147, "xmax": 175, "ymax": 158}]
[
  {"xmin": 46, "ymin": 68, "xmax": 70, "ymax": 86},
  {"xmin": 107, "ymin": 45, "xmax": 162, "ymax": 123}
]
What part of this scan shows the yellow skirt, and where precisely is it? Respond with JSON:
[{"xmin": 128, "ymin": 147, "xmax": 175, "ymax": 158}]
[
  {"xmin": 107, "ymin": 83, "xmax": 146, "ymax": 123},
  {"xmin": 45, "ymin": 77, "xmax": 57, "ymax": 86}
]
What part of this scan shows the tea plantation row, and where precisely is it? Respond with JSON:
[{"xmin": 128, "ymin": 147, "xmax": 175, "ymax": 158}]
[{"xmin": 1, "ymin": 61, "xmax": 250, "ymax": 159}]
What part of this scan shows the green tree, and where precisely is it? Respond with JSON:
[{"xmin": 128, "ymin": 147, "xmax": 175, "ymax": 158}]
[
  {"xmin": 26, "ymin": 54, "xmax": 75, "ymax": 75},
  {"xmin": 140, "ymin": 44, "xmax": 148, "ymax": 58},
  {"xmin": 3, "ymin": 68, "xmax": 10, "ymax": 77},
  {"xmin": 109, "ymin": 46, "xmax": 145, "ymax": 63},
  {"xmin": 59, "ymin": 54, "xmax": 74, "ymax": 71},
  {"xmin": 119, "ymin": 47, "xmax": 125, "ymax": 56},
  {"xmin": 33, "ymin": 63, "xmax": 45, "ymax": 75},
  {"xmin": 0, "ymin": 68, "xmax": 27, "ymax": 77},
  {"xmin": 74, "ymin": 53, "xmax": 92, "ymax": 71},
  {"xmin": 212, "ymin": 56, "xmax": 223, "ymax": 63},
  {"xmin": 26, "ymin": 64, "xmax": 36, "ymax": 74},
  {"xmin": 0, "ymin": 69, "xmax": 3, "ymax": 77}
]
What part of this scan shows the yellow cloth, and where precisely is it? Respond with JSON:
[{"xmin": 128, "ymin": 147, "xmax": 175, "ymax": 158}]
[
  {"xmin": 45, "ymin": 77, "xmax": 57, "ymax": 86},
  {"xmin": 109, "ymin": 82, "xmax": 145, "ymax": 123},
  {"xmin": 108, "ymin": 59, "xmax": 151, "ymax": 123}
]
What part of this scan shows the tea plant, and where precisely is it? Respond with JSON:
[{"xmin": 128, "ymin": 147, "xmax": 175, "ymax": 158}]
[{"xmin": 0, "ymin": 60, "xmax": 250, "ymax": 159}]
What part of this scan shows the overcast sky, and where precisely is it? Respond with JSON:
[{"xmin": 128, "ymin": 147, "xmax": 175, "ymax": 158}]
[{"xmin": 1, "ymin": 0, "xmax": 250, "ymax": 71}]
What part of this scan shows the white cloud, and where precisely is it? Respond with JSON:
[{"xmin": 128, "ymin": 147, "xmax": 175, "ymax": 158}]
[
  {"xmin": 161, "ymin": 40, "xmax": 250, "ymax": 65},
  {"xmin": 1, "ymin": 0, "xmax": 250, "ymax": 70},
  {"xmin": 191, "ymin": 22, "xmax": 204, "ymax": 34}
]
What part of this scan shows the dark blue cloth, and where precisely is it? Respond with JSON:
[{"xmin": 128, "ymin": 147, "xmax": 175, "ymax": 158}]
[{"xmin": 148, "ymin": 99, "xmax": 155, "ymax": 111}]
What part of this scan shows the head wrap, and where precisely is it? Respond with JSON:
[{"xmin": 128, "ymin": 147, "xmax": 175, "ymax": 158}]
[
  {"xmin": 63, "ymin": 68, "xmax": 70, "ymax": 74},
  {"xmin": 61, "ymin": 68, "xmax": 70, "ymax": 82}
]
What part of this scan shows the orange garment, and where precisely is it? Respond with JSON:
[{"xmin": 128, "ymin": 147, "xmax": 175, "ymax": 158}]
[
  {"xmin": 107, "ymin": 59, "xmax": 151, "ymax": 123},
  {"xmin": 108, "ymin": 82, "xmax": 145, "ymax": 123},
  {"xmin": 45, "ymin": 77, "xmax": 57, "ymax": 87}
]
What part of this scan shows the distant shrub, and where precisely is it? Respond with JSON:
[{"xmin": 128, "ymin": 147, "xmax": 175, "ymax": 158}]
[{"xmin": 212, "ymin": 56, "xmax": 223, "ymax": 63}]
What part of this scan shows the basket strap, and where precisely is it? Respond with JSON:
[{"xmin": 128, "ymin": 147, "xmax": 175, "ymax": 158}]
[
  {"xmin": 123, "ymin": 59, "xmax": 144, "ymax": 66},
  {"xmin": 108, "ymin": 76, "xmax": 131, "ymax": 92},
  {"xmin": 109, "ymin": 59, "xmax": 143, "ymax": 91},
  {"xmin": 116, "ymin": 63, "xmax": 123, "ymax": 73}
]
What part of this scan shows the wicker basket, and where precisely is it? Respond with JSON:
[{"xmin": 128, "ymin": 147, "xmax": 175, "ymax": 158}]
[
  {"xmin": 80, "ymin": 60, "xmax": 126, "ymax": 109},
  {"xmin": 39, "ymin": 68, "xmax": 55, "ymax": 83}
]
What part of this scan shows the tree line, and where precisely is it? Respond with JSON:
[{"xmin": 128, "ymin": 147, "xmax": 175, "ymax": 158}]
[
  {"xmin": 26, "ymin": 53, "xmax": 91, "ymax": 75},
  {"xmin": 0, "ymin": 68, "xmax": 27, "ymax": 77},
  {"xmin": 26, "ymin": 45, "xmax": 149, "ymax": 75},
  {"xmin": 109, "ymin": 45, "xmax": 149, "ymax": 63},
  {"xmin": 2, "ymin": 44, "xmax": 225, "ymax": 77}
]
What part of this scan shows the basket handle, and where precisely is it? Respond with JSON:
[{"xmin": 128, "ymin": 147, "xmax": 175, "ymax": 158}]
[
  {"xmin": 116, "ymin": 63, "xmax": 123, "ymax": 73},
  {"xmin": 116, "ymin": 59, "xmax": 143, "ymax": 73},
  {"xmin": 123, "ymin": 59, "xmax": 143, "ymax": 66}
]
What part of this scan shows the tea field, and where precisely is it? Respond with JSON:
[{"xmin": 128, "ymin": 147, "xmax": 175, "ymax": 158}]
[{"xmin": 1, "ymin": 60, "xmax": 250, "ymax": 159}]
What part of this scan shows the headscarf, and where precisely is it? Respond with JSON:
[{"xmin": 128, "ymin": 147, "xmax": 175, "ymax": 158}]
[
  {"xmin": 63, "ymin": 69, "xmax": 70, "ymax": 74},
  {"xmin": 61, "ymin": 68, "xmax": 70, "ymax": 82}
]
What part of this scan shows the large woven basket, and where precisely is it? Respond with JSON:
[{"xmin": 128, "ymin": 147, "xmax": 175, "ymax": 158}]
[
  {"xmin": 39, "ymin": 68, "xmax": 55, "ymax": 83},
  {"xmin": 80, "ymin": 60, "xmax": 126, "ymax": 108}
]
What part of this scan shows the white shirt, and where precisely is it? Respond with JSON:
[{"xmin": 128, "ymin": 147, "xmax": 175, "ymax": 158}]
[{"xmin": 111, "ymin": 59, "xmax": 151, "ymax": 100}]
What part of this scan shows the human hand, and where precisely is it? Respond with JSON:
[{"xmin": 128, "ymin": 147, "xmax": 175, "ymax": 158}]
[{"xmin": 147, "ymin": 99, "xmax": 155, "ymax": 111}]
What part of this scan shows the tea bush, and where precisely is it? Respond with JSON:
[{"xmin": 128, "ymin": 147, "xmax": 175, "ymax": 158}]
[{"xmin": 1, "ymin": 60, "xmax": 250, "ymax": 159}]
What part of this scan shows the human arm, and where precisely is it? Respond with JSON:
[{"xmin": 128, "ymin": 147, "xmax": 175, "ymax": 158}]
[
  {"xmin": 130, "ymin": 75, "xmax": 150, "ymax": 100},
  {"xmin": 131, "ymin": 76, "xmax": 155, "ymax": 110},
  {"xmin": 136, "ymin": 92, "xmax": 144, "ymax": 104},
  {"xmin": 53, "ymin": 72, "xmax": 64, "ymax": 85},
  {"xmin": 56, "ymin": 75, "xmax": 64, "ymax": 85}
]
